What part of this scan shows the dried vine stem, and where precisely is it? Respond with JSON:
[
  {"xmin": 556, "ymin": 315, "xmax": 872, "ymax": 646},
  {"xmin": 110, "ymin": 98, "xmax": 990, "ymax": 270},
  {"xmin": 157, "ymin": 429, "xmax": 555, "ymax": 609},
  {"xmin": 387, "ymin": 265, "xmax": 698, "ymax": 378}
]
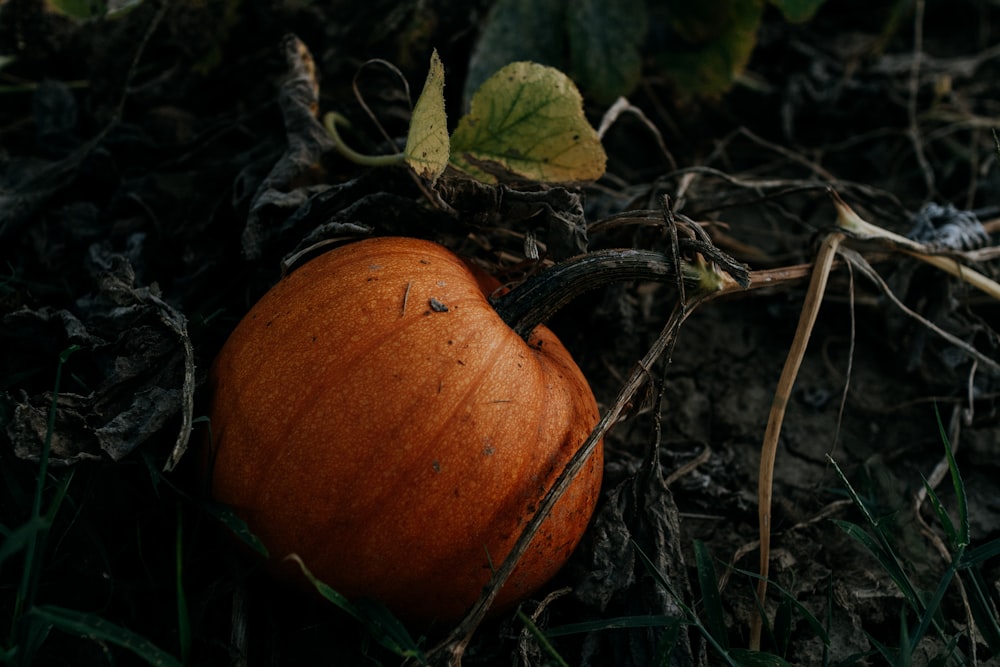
[
  {"xmin": 751, "ymin": 225, "xmax": 845, "ymax": 650},
  {"xmin": 751, "ymin": 189, "xmax": 1000, "ymax": 649},
  {"xmin": 832, "ymin": 191, "xmax": 1000, "ymax": 300}
]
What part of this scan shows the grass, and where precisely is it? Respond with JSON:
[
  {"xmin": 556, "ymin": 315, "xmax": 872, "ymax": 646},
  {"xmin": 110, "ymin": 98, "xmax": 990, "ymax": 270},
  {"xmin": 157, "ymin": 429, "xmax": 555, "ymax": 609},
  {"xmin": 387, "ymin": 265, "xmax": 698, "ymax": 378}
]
[
  {"xmin": 2, "ymin": 346, "xmax": 187, "ymax": 666},
  {"xmin": 518, "ymin": 409, "xmax": 999, "ymax": 666},
  {"xmin": 827, "ymin": 412, "xmax": 1000, "ymax": 666},
  {"xmin": 2, "ymin": 345, "xmax": 998, "ymax": 666}
]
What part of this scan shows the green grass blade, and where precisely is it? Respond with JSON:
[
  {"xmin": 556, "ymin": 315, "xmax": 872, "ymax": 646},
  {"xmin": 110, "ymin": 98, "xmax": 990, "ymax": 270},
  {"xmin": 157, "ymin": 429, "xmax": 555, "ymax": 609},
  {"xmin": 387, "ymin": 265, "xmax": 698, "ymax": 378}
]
[
  {"xmin": 920, "ymin": 478, "xmax": 957, "ymax": 546},
  {"xmin": 908, "ymin": 559, "xmax": 955, "ymax": 655},
  {"xmin": 29, "ymin": 605, "xmax": 182, "ymax": 667},
  {"xmin": 694, "ymin": 539, "xmax": 729, "ymax": 650},
  {"xmin": 544, "ymin": 615, "xmax": 681, "ymax": 637},
  {"xmin": 731, "ymin": 566, "xmax": 830, "ymax": 645},
  {"xmin": 633, "ymin": 541, "xmax": 740, "ymax": 667},
  {"xmin": 352, "ymin": 599, "xmax": 427, "ymax": 661},
  {"xmin": 289, "ymin": 555, "xmax": 426, "ymax": 662},
  {"xmin": 517, "ymin": 608, "xmax": 570, "ymax": 667},
  {"xmin": 828, "ymin": 456, "xmax": 924, "ymax": 611},
  {"xmin": 202, "ymin": 503, "xmax": 268, "ymax": 557},
  {"xmin": 656, "ymin": 617, "xmax": 684, "ymax": 666},
  {"xmin": 960, "ymin": 538, "xmax": 1000, "ymax": 567},
  {"xmin": 174, "ymin": 505, "xmax": 192, "ymax": 665},
  {"xmin": 0, "ymin": 517, "xmax": 49, "ymax": 571},
  {"xmin": 14, "ymin": 345, "xmax": 80, "ymax": 628},
  {"xmin": 773, "ymin": 596, "xmax": 793, "ymax": 657},
  {"xmin": 962, "ymin": 568, "xmax": 1000, "ymax": 654},
  {"xmin": 727, "ymin": 648, "xmax": 794, "ymax": 666},
  {"xmin": 897, "ymin": 604, "xmax": 912, "ymax": 667},
  {"xmin": 750, "ymin": 584, "xmax": 778, "ymax": 654},
  {"xmin": 865, "ymin": 630, "xmax": 898, "ymax": 665},
  {"xmin": 934, "ymin": 410, "xmax": 969, "ymax": 548},
  {"xmin": 926, "ymin": 633, "xmax": 960, "ymax": 667},
  {"xmin": 831, "ymin": 519, "xmax": 921, "ymax": 613},
  {"xmin": 287, "ymin": 555, "xmax": 363, "ymax": 622},
  {"xmin": 12, "ymin": 616, "xmax": 52, "ymax": 667}
]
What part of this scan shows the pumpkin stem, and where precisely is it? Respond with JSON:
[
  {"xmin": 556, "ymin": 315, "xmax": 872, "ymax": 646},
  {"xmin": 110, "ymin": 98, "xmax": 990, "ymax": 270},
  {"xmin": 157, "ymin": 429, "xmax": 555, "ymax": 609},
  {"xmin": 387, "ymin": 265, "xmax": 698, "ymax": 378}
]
[
  {"xmin": 491, "ymin": 247, "xmax": 751, "ymax": 339},
  {"xmin": 324, "ymin": 112, "xmax": 408, "ymax": 168}
]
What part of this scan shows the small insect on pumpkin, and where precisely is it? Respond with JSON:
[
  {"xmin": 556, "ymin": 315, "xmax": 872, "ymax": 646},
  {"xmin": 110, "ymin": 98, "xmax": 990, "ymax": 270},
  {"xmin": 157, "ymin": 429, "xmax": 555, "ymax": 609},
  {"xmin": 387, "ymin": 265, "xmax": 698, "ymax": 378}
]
[{"xmin": 207, "ymin": 236, "xmax": 603, "ymax": 621}]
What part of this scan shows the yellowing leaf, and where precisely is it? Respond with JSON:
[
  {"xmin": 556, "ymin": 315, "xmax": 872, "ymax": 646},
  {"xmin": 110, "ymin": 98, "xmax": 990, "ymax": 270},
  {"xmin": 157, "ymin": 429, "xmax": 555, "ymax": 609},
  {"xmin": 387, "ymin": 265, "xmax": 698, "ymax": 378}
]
[
  {"xmin": 450, "ymin": 62, "xmax": 606, "ymax": 184},
  {"xmin": 404, "ymin": 49, "xmax": 449, "ymax": 183}
]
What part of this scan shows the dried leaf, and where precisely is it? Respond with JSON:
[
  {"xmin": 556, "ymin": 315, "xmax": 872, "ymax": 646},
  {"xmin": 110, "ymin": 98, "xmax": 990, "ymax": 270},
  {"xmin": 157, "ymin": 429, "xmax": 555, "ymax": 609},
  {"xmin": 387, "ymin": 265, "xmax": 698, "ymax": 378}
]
[
  {"xmin": 404, "ymin": 49, "xmax": 449, "ymax": 183},
  {"xmin": 242, "ymin": 35, "xmax": 335, "ymax": 259},
  {"xmin": 437, "ymin": 179, "xmax": 588, "ymax": 259},
  {"xmin": 450, "ymin": 61, "xmax": 606, "ymax": 184},
  {"xmin": 575, "ymin": 448, "xmax": 699, "ymax": 666},
  {"xmin": 3, "ymin": 247, "xmax": 194, "ymax": 468}
]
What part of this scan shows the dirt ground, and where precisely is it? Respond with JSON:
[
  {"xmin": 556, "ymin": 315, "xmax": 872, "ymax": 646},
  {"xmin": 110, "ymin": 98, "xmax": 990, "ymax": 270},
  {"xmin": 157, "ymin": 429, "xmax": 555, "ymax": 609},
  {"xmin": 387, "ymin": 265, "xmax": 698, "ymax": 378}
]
[{"xmin": 1, "ymin": 1, "xmax": 998, "ymax": 665}]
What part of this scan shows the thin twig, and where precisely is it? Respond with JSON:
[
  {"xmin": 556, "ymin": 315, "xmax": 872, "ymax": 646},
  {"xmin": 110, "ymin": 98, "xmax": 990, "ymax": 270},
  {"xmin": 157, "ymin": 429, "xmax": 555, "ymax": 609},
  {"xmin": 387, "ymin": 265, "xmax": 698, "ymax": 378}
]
[
  {"xmin": 831, "ymin": 191, "xmax": 1000, "ymax": 301},
  {"xmin": 352, "ymin": 58, "xmax": 412, "ymax": 147},
  {"xmin": 907, "ymin": 0, "xmax": 935, "ymax": 199},
  {"xmin": 837, "ymin": 248, "xmax": 1000, "ymax": 374}
]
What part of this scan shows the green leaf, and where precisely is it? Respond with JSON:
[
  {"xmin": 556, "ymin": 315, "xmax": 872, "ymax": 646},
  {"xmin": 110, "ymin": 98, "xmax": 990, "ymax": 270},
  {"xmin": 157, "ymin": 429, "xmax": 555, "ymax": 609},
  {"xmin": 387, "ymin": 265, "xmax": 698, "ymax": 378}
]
[
  {"xmin": 404, "ymin": 49, "xmax": 449, "ymax": 183},
  {"xmin": 652, "ymin": 0, "xmax": 765, "ymax": 99},
  {"xmin": 768, "ymin": 0, "xmax": 826, "ymax": 22},
  {"xmin": 566, "ymin": 0, "xmax": 647, "ymax": 104},
  {"xmin": 450, "ymin": 61, "xmax": 606, "ymax": 183},
  {"xmin": 30, "ymin": 605, "xmax": 183, "ymax": 667},
  {"xmin": 694, "ymin": 540, "xmax": 729, "ymax": 650},
  {"xmin": 463, "ymin": 0, "xmax": 566, "ymax": 106}
]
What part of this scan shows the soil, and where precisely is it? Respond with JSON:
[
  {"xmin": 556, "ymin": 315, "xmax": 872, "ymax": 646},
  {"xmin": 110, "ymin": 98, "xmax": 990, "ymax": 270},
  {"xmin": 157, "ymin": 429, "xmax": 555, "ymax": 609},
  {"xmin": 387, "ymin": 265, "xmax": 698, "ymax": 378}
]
[{"xmin": 1, "ymin": 1, "xmax": 998, "ymax": 666}]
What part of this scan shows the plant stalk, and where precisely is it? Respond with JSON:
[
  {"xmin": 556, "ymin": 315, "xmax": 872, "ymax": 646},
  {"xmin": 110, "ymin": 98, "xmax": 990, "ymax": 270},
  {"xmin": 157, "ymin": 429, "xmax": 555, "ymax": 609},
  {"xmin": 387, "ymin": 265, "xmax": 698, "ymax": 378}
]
[
  {"xmin": 491, "ymin": 248, "xmax": 749, "ymax": 339},
  {"xmin": 323, "ymin": 112, "xmax": 407, "ymax": 168}
]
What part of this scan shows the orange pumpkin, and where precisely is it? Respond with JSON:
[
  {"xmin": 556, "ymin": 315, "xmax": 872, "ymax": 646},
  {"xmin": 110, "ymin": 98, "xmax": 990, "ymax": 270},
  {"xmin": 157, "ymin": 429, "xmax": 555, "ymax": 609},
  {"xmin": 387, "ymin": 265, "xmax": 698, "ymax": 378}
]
[{"xmin": 207, "ymin": 236, "xmax": 603, "ymax": 621}]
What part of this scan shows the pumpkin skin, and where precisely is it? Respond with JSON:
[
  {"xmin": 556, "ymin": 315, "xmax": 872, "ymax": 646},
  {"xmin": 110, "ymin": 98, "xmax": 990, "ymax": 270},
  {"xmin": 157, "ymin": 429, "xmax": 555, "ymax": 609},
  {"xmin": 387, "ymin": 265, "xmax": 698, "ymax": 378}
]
[{"xmin": 208, "ymin": 236, "xmax": 603, "ymax": 621}]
